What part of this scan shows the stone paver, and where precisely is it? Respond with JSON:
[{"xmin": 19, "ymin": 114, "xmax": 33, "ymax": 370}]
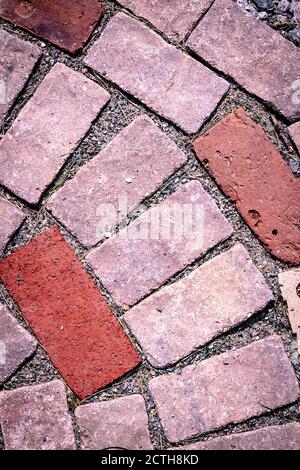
[
  {"xmin": 289, "ymin": 122, "xmax": 300, "ymax": 153},
  {"xmin": 175, "ymin": 423, "xmax": 300, "ymax": 450},
  {"xmin": 86, "ymin": 180, "xmax": 233, "ymax": 310},
  {"xmin": 149, "ymin": 336, "xmax": 300, "ymax": 442},
  {"xmin": 47, "ymin": 115, "xmax": 187, "ymax": 247},
  {"xmin": 187, "ymin": 0, "xmax": 300, "ymax": 120},
  {"xmin": 279, "ymin": 268, "xmax": 300, "ymax": 355},
  {"xmin": 0, "ymin": 29, "xmax": 41, "ymax": 125},
  {"xmin": 124, "ymin": 243, "xmax": 273, "ymax": 368},
  {"xmin": 0, "ymin": 380, "xmax": 76, "ymax": 450},
  {"xmin": 76, "ymin": 395, "xmax": 152, "ymax": 450},
  {"xmin": 84, "ymin": 12, "xmax": 229, "ymax": 134},
  {"xmin": 0, "ymin": 63, "xmax": 110, "ymax": 205},
  {"xmin": 0, "ymin": 197, "xmax": 25, "ymax": 254},
  {"xmin": 0, "ymin": 0, "xmax": 105, "ymax": 53},
  {"xmin": 193, "ymin": 108, "xmax": 300, "ymax": 264},
  {"xmin": 0, "ymin": 303, "xmax": 37, "ymax": 383},
  {"xmin": 118, "ymin": 0, "xmax": 213, "ymax": 41},
  {"xmin": 0, "ymin": 227, "xmax": 141, "ymax": 399}
]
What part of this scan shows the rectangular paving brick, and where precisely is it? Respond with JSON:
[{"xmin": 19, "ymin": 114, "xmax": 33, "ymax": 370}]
[
  {"xmin": 76, "ymin": 395, "xmax": 152, "ymax": 450},
  {"xmin": 84, "ymin": 12, "xmax": 229, "ymax": 134},
  {"xmin": 0, "ymin": 29, "xmax": 41, "ymax": 125},
  {"xmin": 289, "ymin": 122, "xmax": 300, "ymax": 153},
  {"xmin": 175, "ymin": 424, "xmax": 300, "ymax": 450},
  {"xmin": 0, "ymin": 227, "xmax": 141, "ymax": 399},
  {"xmin": 47, "ymin": 115, "xmax": 187, "ymax": 247},
  {"xmin": 0, "ymin": 380, "xmax": 76, "ymax": 450},
  {"xmin": 118, "ymin": 0, "xmax": 213, "ymax": 41},
  {"xmin": 0, "ymin": 63, "xmax": 110, "ymax": 205},
  {"xmin": 149, "ymin": 336, "xmax": 300, "ymax": 442},
  {"xmin": 0, "ymin": 197, "xmax": 25, "ymax": 254},
  {"xmin": 86, "ymin": 180, "xmax": 233, "ymax": 310},
  {"xmin": 187, "ymin": 0, "xmax": 300, "ymax": 120},
  {"xmin": 124, "ymin": 243, "xmax": 273, "ymax": 368},
  {"xmin": 0, "ymin": 0, "xmax": 105, "ymax": 53},
  {"xmin": 0, "ymin": 303, "xmax": 36, "ymax": 383},
  {"xmin": 193, "ymin": 108, "xmax": 300, "ymax": 264}
]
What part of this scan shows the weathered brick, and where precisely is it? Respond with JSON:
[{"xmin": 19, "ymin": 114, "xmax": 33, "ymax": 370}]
[
  {"xmin": 0, "ymin": 380, "xmax": 76, "ymax": 450},
  {"xmin": 118, "ymin": 0, "xmax": 213, "ymax": 41},
  {"xmin": 279, "ymin": 268, "xmax": 300, "ymax": 355},
  {"xmin": 0, "ymin": 303, "xmax": 36, "ymax": 383},
  {"xmin": 76, "ymin": 395, "xmax": 152, "ymax": 450},
  {"xmin": 124, "ymin": 243, "xmax": 273, "ymax": 368},
  {"xmin": 149, "ymin": 336, "xmax": 300, "ymax": 442},
  {"xmin": 0, "ymin": 227, "xmax": 141, "ymax": 399},
  {"xmin": 0, "ymin": 29, "xmax": 41, "ymax": 125},
  {"xmin": 193, "ymin": 108, "xmax": 300, "ymax": 264},
  {"xmin": 47, "ymin": 115, "xmax": 187, "ymax": 247},
  {"xmin": 0, "ymin": 0, "xmax": 105, "ymax": 53},
  {"xmin": 86, "ymin": 180, "xmax": 233, "ymax": 310},
  {"xmin": 0, "ymin": 63, "xmax": 110, "ymax": 205},
  {"xmin": 289, "ymin": 122, "xmax": 300, "ymax": 153},
  {"xmin": 0, "ymin": 197, "xmax": 25, "ymax": 254},
  {"xmin": 84, "ymin": 12, "xmax": 229, "ymax": 134},
  {"xmin": 187, "ymin": 0, "xmax": 300, "ymax": 120},
  {"xmin": 175, "ymin": 424, "xmax": 300, "ymax": 450}
]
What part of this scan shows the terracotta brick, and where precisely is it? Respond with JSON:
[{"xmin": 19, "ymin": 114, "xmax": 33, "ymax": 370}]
[
  {"xmin": 124, "ymin": 243, "xmax": 273, "ymax": 368},
  {"xmin": 0, "ymin": 63, "xmax": 110, "ymax": 205},
  {"xmin": 86, "ymin": 181, "xmax": 233, "ymax": 310},
  {"xmin": 0, "ymin": 303, "xmax": 36, "ymax": 383},
  {"xmin": 149, "ymin": 336, "xmax": 300, "ymax": 442},
  {"xmin": 118, "ymin": 0, "xmax": 213, "ymax": 41},
  {"xmin": 0, "ymin": 0, "xmax": 105, "ymax": 53},
  {"xmin": 289, "ymin": 122, "xmax": 300, "ymax": 153},
  {"xmin": 76, "ymin": 395, "xmax": 152, "ymax": 450},
  {"xmin": 0, "ymin": 197, "xmax": 25, "ymax": 254},
  {"xmin": 175, "ymin": 424, "xmax": 300, "ymax": 450},
  {"xmin": 0, "ymin": 380, "xmax": 76, "ymax": 450},
  {"xmin": 279, "ymin": 268, "xmax": 300, "ymax": 355},
  {"xmin": 84, "ymin": 13, "xmax": 229, "ymax": 134},
  {"xmin": 193, "ymin": 108, "xmax": 300, "ymax": 264},
  {"xmin": 0, "ymin": 29, "xmax": 41, "ymax": 125},
  {"xmin": 0, "ymin": 227, "xmax": 141, "ymax": 399},
  {"xmin": 47, "ymin": 115, "xmax": 187, "ymax": 247},
  {"xmin": 187, "ymin": 0, "xmax": 300, "ymax": 120}
]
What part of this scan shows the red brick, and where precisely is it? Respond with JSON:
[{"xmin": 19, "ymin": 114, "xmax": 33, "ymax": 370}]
[
  {"xmin": 289, "ymin": 122, "xmax": 300, "ymax": 153},
  {"xmin": 0, "ymin": 227, "xmax": 141, "ymax": 399},
  {"xmin": 0, "ymin": 0, "xmax": 105, "ymax": 53},
  {"xmin": 124, "ymin": 244, "xmax": 273, "ymax": 368},
  {"xmin": 193, "ymin": 108, "xmax": 300, "ymax": 264},
  {"xmin": 175, "ymin": 424, "xmax": 300, "ymax": 450},
  {"xmin": 47, "ymin": 115, "xmax": 187, "ymax": 247},
  {"xmin": 118, "ymin": 0, "xmax": 213, "ymax": 41},
  {"xmin": 85, "ymin": 13, "xmax": 229, "ymax": 134},
  {"xmin": 187, "ymin": 0, "xmax": 300, "ymax": 120},
  {"xmin": 0, "ymin": 197, "xmax": 25, "ymax": 254},
  {"xmin": 0, "ymin": 63, "xmax": 110, "ymax": 204},
  {"xmin": 279, "ymin": 268, "xmax": 300, "ymax": 355},
  {"xmin": 149, "ymin": 336, "xmax": 300, "ymax": 442},
  {"xmin": 0, "ymin": 380, "xmax": 76, "ymax": 450},
  {"xmin": 0, "ymin": 29, "xmax": 41, "ymax": 125}
]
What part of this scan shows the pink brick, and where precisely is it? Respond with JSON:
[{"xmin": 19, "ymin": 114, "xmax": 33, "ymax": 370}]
[
  {"xmin": 0, "ymin": 29, "xmax": 41, "ymax": 125},
  {"xmin": 289, "ymin": 122, "xmax": 300, "ymax": 152},
  {"xmin": 187, "ymin": 0, "xmax": 300, "ymax": 120},
  {"xmin": 0, "ymin": 63, "xmax": 110, "ymax": 204},
  {"xmin": 76, "ymin": 395, "xmax": 152, "ymax": 450},
  {"xmin": 279, "ymin": 268, "xmax": 300, "ymax": 355},
  {"xmin": 149, "ymin": 336, "xmax": 300, "ymax": 442},
  {"xmin": 86, "ymin": 180, "xmax": 233, "ymax": 309},
  {"xmin": 176, "ymin": 424, "xmax": 300, "ymax": 450},
  {"xmin": 47, "ymin": 115, "xmax": 187, "ymax": 247},
  {"xmin": 0, "ymin": 380, "xmax": 76, "ymax": 450},
  {"xmin": 118, "ymin": 0, "xmax": 213, "ymax": 41},
  {"xmin": 124, "ymin": 243, "xmax": 273, "ymax": 368},
  {"xmin": 0, "ymin": 303, "xmax": 37, "ymax": 383},
  {"xmin": 84, "ymin": 13, "xmax": 229, "ymax": 134},
  {"xmin": 0, "ymin": 197, "xmax": 25, "ymax": 254}
]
